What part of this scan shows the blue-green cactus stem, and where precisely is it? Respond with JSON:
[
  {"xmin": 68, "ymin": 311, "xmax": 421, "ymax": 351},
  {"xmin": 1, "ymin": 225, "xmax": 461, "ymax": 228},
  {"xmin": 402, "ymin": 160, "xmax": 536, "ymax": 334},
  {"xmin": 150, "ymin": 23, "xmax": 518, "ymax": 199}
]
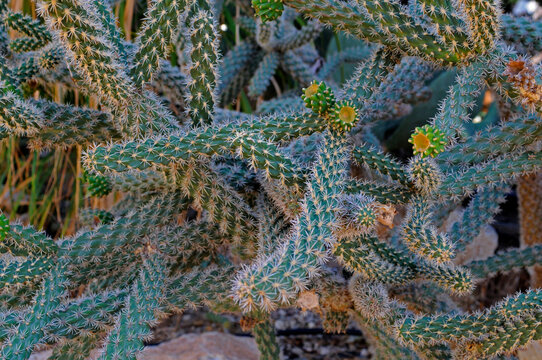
[
  {"xmin": 0, "ymin": 91, "xmax": 43, "ymax": 135},
  {"xmin": 395, "ymin": 289, "xmax": 541, "ymax": 345},
  {"xmin": 430, "ymin": 61, "xmax": 485, "ymax": 141},
  {"xmin": 248, "ymin": 52, "xmax": 280, "ymax": 97},
  {"xmin": 352, "ymin": 145, "xmax": 411, "ymax": 186},
  {"xmin": 501, "ymin": 14, "xmax": 542, "ymax": 54},
  {"xmin": 0, "ymin": 263, "xmax": 68, "ymax": 360},
  {"xmin": 253, "ymin": 319, "xmax": 281, "ymax": 360},
  {"xmin": 402, "ymin": 198, "xmax": 455, "ymax": 263},
  {"xmin": 98, "ymin": 255, "xmax": 168, "ymax": 360},
  {"xmin": 233, "ymin": 131, "xmax": 349, "ymax": 312},
  {"xmin": 438, "ymin": 113, "xmax": 542, "ymax": 166},
  {"xmin": 3, "ymin": 10, "xmax": 52, "ymax": 44},
  {"xmin": 0, "ymin": 223, "xmax": 58, "ymax": 257},
  {"xmin": 131, "ymin": 0, "xmax": 186, "ymax": 86},
  {"xmin": 466, "ymin": 244, "xmax": 542, "ymax": 279},
  {"xmin": 27, "ymin": 99, "xmax": 120, "ymax": 150},
  {"xmin": 334, "ymin": 237, "xmax": 416, "ymax": 285},
  {"xmin": 439, "ymin": 151, "xmax": 542, "ymax": 199},
  {"xmin": 38, "ymin": 0, "xmax": 134, "ymax": 107},
  {"xmin": 344, "ymin": 179, "xmax": 413, "ymax": 204},
  {"xmin": 186, "ymin": 9, "xmax": 220, "ymax": 126},
  {"xmin": 450, "ymin": 183, "xmax": 509, "ymax": 253}
]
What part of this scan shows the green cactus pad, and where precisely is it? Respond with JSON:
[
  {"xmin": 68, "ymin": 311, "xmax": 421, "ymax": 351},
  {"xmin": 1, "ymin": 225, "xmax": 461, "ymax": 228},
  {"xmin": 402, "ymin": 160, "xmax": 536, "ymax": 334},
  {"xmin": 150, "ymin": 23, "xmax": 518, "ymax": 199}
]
[
  {"xmin": 409, "ymin": 125, "xmax": 447, "ymax": 158},
  {"xmin": 252, "ymin": 0, "xmax": 284, "ymax": 23},
  {"xmin": 301, "ymin": 81, "xmax": 336, "ymax": 115},
  {"xmin": 331, "ymin": 101, "xmax": 359, "ymax": 132}
]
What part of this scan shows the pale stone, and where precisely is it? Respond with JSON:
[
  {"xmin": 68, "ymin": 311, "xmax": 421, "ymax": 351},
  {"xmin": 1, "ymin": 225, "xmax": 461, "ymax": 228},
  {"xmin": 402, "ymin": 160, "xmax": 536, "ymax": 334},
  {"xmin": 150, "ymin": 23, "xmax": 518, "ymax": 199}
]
[
  {"xmin": 29, "ymin": 332, "xmax": 260, "ymax": 360},
  {"xmin": 518, "ymin": 339, "xmax": 542, "ymax": 360},
  {"xmin": 139, "ymin": 332, "xmax": 260, "ymax": 360},
  {"xmin": 440, "ymin": 207, "xmax": 499, "ymax": 265}
]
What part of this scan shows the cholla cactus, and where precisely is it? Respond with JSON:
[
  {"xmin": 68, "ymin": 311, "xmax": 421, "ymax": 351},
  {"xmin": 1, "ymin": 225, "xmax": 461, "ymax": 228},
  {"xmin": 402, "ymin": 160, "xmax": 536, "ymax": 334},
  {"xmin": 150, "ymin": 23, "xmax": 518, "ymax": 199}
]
[{"xmin": 0, "ymin": 0, "xmax": 542, "ymax": 359}]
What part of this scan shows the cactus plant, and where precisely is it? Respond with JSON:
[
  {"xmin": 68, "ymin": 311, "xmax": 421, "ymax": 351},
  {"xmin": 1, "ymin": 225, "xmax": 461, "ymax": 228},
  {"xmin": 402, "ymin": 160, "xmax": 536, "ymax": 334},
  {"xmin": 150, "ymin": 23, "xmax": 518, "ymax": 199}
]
[{"xmin": 0, "ymin": 0, "xmax": 541, "ymax": 359}]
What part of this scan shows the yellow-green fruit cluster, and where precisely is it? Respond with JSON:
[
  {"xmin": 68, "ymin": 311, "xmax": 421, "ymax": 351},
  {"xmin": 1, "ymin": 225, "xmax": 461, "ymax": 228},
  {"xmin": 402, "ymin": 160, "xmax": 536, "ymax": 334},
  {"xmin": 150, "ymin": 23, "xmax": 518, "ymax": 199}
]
[
  {"xmin": 331, "ymin": 101, "xmax": 358, "ymax": 132},
  {"xmin": 252, "ymin": 0, "xmax": 284, "ymax": 23},
  {"xmin": 409, "ymin": 125, "xmax": 447, "ymax": 158},
  {"xmin": 302, "ymin": 81, "xmax": 336, "ymax": 115}
]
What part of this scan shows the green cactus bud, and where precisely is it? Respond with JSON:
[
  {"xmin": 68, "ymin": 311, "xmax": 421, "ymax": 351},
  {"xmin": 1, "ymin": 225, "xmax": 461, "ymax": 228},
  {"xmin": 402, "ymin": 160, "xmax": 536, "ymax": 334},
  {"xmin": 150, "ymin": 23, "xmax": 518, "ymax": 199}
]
[
  {"xmin": 301, "ymin": 81, "xmax": 336, "ymax": 115},
  {"xmin": 330, "ymin": 101, "xmax": 359, "ymax": 132},
  {"xmin": 409, "ymin": 125, "xmax": 447, "ymax": 158},
  {"xmin": 86, "ymin": 174, "xmax": 112, "ymax": 197},
  {"xmin": 252, "ymin": 0, "xmax": 284, "ymax": 23},
  {"xmin": 0, "ymin": 212, "xmax": 8, "ymax": 242}
]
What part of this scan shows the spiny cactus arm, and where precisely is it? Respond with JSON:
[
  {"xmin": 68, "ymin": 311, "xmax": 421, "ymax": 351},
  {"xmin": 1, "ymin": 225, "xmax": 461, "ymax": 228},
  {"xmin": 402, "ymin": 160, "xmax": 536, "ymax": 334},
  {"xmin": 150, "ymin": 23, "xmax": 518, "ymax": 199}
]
[
  {"xmin": 131, "ymin": 0, "xmax": 188, "ymax": 86},
  {"xmin": 151, "ymin": 61, "xmax": 186, "ymax": 112},
  {"xmin": 248, "ymin": 52, "xmax": 280, "ymax": 97},
  {"xmin": 280, "ymin": 49, "xmax": 314, "ymax": 86},
  {"xmin": 405, "ymin": 157, "xmax": 443, "ymax": 196},
  {"xmin": 459, "ymin": 0, "xmax": 499, "ymax": 54},
  {"xmin": 439, "ymin": 151, "xmax": 542, "ymax": 199},
  {"xmin": 98, "ymin": 254, "xmax": 168, "ymax": 360},
  {"xmin": 155, "ymin": 222, "xmax": 230, "ymax": 272},
  {"xmin": 185, "ymin": 9, "xmax": 220, "ymax": 126},
  {"xmin": 9, "ymin": 37, "xmax": 50, "ymax": 53},
  {"xmin": 108, "ymin": 169, "xmax": 176, "ymax": 194},
  {"xmin": 219, "ymin": 52, "xmax": 264, "ymax": 105},
  {"xmin": 10, "ymin": 56, "xmax": 42, "ymax": 84},
  {"xmin": 217, "ymin": 41, "xmax": 259, "ymax": 102},
  {"xmin": 344, "ymin": 179, "xmax": 413, "ymax": 204},
  {"xmin": 49, "ymin": 333, "xmax": 100, "ymax": 360},
  {"xmin": 256, "ymin": 96, "xmax": 305, "ymax": 115},
  {"xmin": 253, "ymin": 319, "xmax": 281, "ymax": 360},
  {"xmin": 430, "ymin": 62, "xmax": 485, "ymax": 141},
  {"xmin": 0, "ymin": 223, "xmax": 58, "ymax": 257},
  {"xmin": 49, "ymin": 290, "xmax": 127, "ymax": 339},
  {"xmin": 401, "ymin": 198, "xmax": 455, "ymax": 263},
  {"xmin": 255, "ymin": 194, "xmax": 290, "ymax": 254},
  {"xmin": 166, "ymin": 264, "xmax": 237, "ymax": 312},
  {"xmin": 60, "ymin": 194, "xmax": 189, "ymax": 285},
  {"xmin": 414, "ymin": 0, "xmax": 471, "ymax": 57},
  {"xmin": 450, "ymin": 183, "xmax": 509, "ymax": 253},
  {"xmin": 395, "ymin": 289, "xmax": 541, "ymax": 346},
  {"xmin": 0, "ymin": 257, "xmax": 55, "ymax": 288},
  {"xmin": 318, "ymin": 46, "xmax": 372, "ymax": 80},
  {"xmin": 36, "ymin": 45, "xmax": 63, "ymax": 71},
  {"xmin": 361, "ymin": 234, "xmax": 472, "ymax": 294},
  {"xmin": 84, "ymin": 115, "xmax": 321, "ymax": 185},
  {"xmin": 38, "ymin": 0, "xmax": 134, "ymax": 108},
  {"xmin": 462, "ymin": 311, "xmax": 542, "ymax": 358},
  {"xmin": 352, "ymin": 145, "xmax": 411, "ymax": 186},
  {"xmin": 26, "ymin": 99, "xmax": 120, "ymax": 150},
  {"xmin": 334, "ymin": 237, "xmax": 416, "ymax": 285},
  {"xmin": 365, "ymin": 57, "xmax": 434, "ymax": 122},
  {"xmin": 233, "ymin": 131, "xmax": 349, "ymax": 312},
  {"xmin": 466, "ymin": 245, "xmax": 542, "ymax": 279},
  {"xmin": 237, "ymin": 16, "xmax": 257, "ymax": 36},
  {"xmin": 343, "ymin": 46, "xmax": 400, "ymax": 107},
  {"xmin": 501, "ymin": 14, "xmax": 542, "ymax": 54},
  {"xmin": 0, "ymin": 91, "xmax": 43, "ymax": 135},
  {"xmin": 439, "ymin": 113, "xmax": 542, "ymax": 166},
  {"xmin": 91, "ymin": 0, "xmax": 126, "ymax": 57},
  {"xmin": 0, "ymin": 263, "xmax": 68, "ymax": 360},
  {"xmin": 175, "ymin": 161, "xmax": 259, "ymax": 243},
  {"xmin": 3, "ymin": 10, "xmax": 52, "ymax": 43},
  {"xmin": 275, "ymin": 19, "xmax": 321, "ymax": 52}
]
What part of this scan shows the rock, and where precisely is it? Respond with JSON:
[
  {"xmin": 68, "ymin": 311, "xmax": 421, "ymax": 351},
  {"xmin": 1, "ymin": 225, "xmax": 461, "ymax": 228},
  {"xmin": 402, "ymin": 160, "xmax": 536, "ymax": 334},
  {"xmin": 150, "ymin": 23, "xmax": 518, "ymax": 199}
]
[
  {"xmin": 518, "ymin": 339, "xmax": 542, "ymax": 360},
  {"xmin": 439, "ymin": 207, "xmax": 499, "ymax": 265},
  {"xmin": 29, "ymin": 332, "xmax": 260, "ymax": 360},
  {"xmin": 141, "ymin": 332, "xmax": 259, "ymax": 360}
]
